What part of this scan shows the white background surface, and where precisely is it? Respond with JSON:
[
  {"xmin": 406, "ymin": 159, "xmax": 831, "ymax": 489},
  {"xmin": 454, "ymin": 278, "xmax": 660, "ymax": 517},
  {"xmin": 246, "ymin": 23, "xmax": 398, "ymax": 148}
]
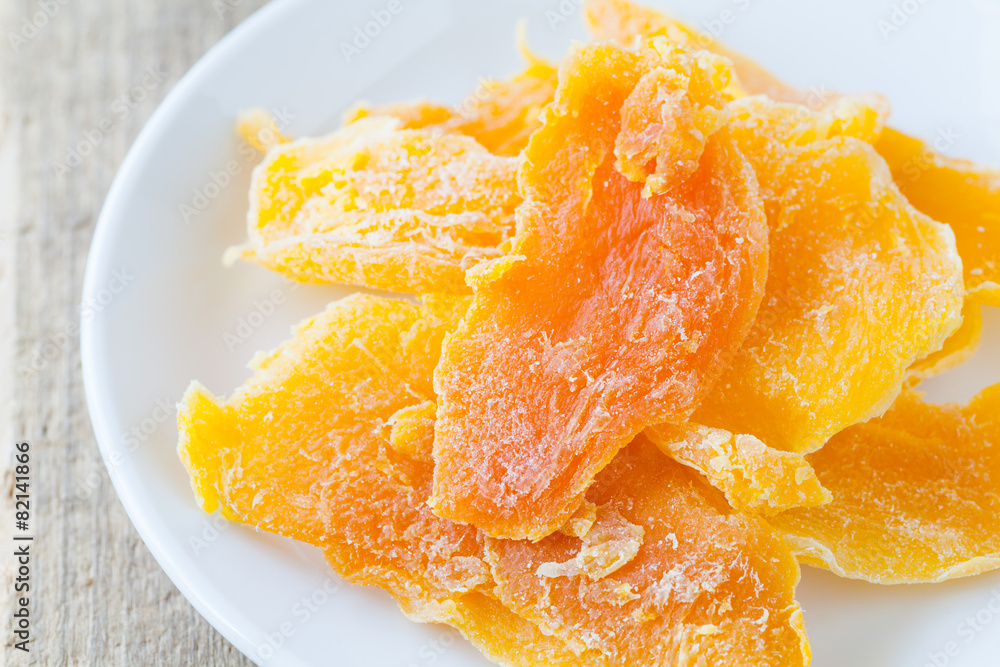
[{"xmin": 81, "ymin": 0, "xmax": 1000, "ymax": 665}]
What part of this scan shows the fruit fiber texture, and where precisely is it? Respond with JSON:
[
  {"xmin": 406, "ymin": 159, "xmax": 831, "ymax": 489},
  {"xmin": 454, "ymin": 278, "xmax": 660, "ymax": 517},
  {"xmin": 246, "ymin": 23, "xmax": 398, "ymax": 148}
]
[
  {"xmin": 645, "ymin": 423, "xmax": 831, "ymax": 515},
  {"xmin": 431, "ymin": 39, "xmax": 769, "ymax": 540},
  {"xmin": 691, "ymin": 96, "xmax": 963, "ymax": 454},
  {"xmin": 486, "ymin": 437, "xmax": 810, "ymax": 667},
  {"xmin": 769, "ymin": 385, "xmax": 1000, "ymax": 584},
  {"xmin": 179, "ymin": 294, "xmax": 810, "ymax": 665},
  {"xmin": 226, "ymin": 117, "xmax": 521, "ymax": 295},
  {"xmin": 345, "ymin": 55, "xmax": 558, "ymax": 158}
]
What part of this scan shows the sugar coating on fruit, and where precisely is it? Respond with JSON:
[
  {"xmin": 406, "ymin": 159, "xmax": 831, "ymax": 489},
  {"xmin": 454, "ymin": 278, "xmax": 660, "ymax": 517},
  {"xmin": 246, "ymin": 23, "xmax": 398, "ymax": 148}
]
[
  {"xmin": 485, "ymin": 438, "xmax": 810, "ymax": 666},
  {"xmin": 645, "ymin": 423, "xmax": 831, "ymax": 514},
  {"xmin": 691, "ymin": 96, "xmax": 964, "ymax": 454},
  {"xmin": 430, "ymin": 39, "xmax": 768, "ymax": 540},
  {"xmin": 227, "ymin": 117, "xmax": 521, "ymax": 294},
  {"xmin": 769, "ymin": 385, "xmax": 1000, "ymax": 584}
]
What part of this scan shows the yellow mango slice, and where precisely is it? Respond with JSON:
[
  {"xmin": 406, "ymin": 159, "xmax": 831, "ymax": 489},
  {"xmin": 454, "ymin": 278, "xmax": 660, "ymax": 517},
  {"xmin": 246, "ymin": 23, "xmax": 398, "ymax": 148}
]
[
  {"xmin": 645, "ymin": 423, "xmax": 831, "ymax": 515},
  {"xmin": 584, "ymin": 0, "xmax": 806, "ymax": 104},
  {"xmin": 769, "ymin": 385, "xmax": 1000, "ymax": 583},
  {"xmin": 486, "ymin": 437, "xmax": 810, "ymax": 667},
  {"xmin": 345, "ymin": 56, "xmax": 558, "ymax": 158},
  {"xmin": 876, "ymin": 127, "xmax": 1000, "ymax": 307},
  {"xmin": 431, "ymin": 40, "xmax": 769, "ymax": 540},
  {"xmin": 690, "ymin": 96, "xmax": 963, "ymax": 453},
  {"xmin": 225, "ymin": 118, "xmax": 521, "ymax": 294},
  {"xmin": 178, "ymin": 294, "xmax": 493, "ymax": 613}
]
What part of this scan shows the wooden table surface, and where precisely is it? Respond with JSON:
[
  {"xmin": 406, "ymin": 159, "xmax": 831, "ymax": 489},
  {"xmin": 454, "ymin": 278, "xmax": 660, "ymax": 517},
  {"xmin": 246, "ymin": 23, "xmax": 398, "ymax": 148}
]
[{"xmin": 0, "ymin": 1, "xmax": 270, "ymax": 664}]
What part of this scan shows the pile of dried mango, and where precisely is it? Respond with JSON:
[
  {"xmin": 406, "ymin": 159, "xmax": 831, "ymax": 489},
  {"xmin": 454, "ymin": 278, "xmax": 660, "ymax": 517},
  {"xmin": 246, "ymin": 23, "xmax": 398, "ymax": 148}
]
[{"xmin": 178, "ymin": 0, "xmax": 1000, "ymax": 664}]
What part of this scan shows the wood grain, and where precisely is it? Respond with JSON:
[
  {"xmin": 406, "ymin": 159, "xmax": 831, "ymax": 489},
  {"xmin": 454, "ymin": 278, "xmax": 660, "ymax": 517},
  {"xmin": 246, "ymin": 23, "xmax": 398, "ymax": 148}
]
[{"xmin": 0, "ymin": 1, "xmax": 270, "ymax": 664}]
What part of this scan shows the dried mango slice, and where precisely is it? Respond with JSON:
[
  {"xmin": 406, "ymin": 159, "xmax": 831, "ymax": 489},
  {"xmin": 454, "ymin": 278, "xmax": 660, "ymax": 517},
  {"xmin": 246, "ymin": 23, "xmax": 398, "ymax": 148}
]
[
  {"xmin": 876, "ymin": 127, "xmax": 1000, "ymax": 307},
  {"xmin": 431, "ymin": 40, "xmax": 768, "ymax": 540},
  {"xmin": 768, "ymin": 385, "xmax": 1000, "ymax": 583},
  {"xmin": 690, "ymin": 96, "xmax": 963, "ymax": 453},
  {"xmin": 486, "ymin": 437, "xmax": 810, "ymax": 666},
  {"xmin": 346, "ymin": 55, "xmax": 558, "ymax": 158},
  {"xmin": 226, "ymin": 117, "xmax": 521, "ymax": 294},
  {"xmin": 584, "ymin": 0, "xmax": 805, "ymax": 104},
  {"xmin": 645, "ymin": 423, "xmax": 831, "ymax": 515},
  {"xmin": 178, "ymin": 294, "xmax": 495, "ymax": 613}
]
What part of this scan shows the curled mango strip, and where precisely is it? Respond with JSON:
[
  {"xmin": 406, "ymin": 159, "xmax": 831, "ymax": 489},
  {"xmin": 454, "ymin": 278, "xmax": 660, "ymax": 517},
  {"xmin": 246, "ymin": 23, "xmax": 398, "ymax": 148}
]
[
  {"xmin": 689, "ymin": 96, "xmax": 963, "ymax": 454},
  {"xmin": 768, "ymin": 385, "xmax": 1000, "ymax": 584},
  {"xmin": 226, "ymin": 117, "xmax": 521, "ymax": 294},
  {"xmin": 645, "ymin": 423, "xmax": 831, "ymax": 515},
  {"xmin": 430, "ymin": 39, "xmax": 768, "ymax": 540},
  {"xmin": 486, "ymin": 437, "xmax": 810, "ymax": 667}
]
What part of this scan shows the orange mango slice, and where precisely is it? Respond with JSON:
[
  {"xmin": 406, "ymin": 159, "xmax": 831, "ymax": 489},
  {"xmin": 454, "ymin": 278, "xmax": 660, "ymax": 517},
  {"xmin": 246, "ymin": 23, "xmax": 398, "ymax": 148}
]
[
  {"xmin": 226, "ymin": 118, "xmax": 521, "ymax": 294},
  {"xmin": 645, "ymin": 423, "xmax": 831, "ymax": 515},
  {"xmin": 430, "ymin": 40, "xmax": 769, "ymax": 540},
  {"xmin": 769, "ymin": 385, "xmax": 1000, "ymax": 583},
  {"xmin": 690, "ymin": 96, "xmax": 963, "ymax": 453},
  {"xmin": 486, "ymin": 437, "xmax": 810, "ymax": 666}
]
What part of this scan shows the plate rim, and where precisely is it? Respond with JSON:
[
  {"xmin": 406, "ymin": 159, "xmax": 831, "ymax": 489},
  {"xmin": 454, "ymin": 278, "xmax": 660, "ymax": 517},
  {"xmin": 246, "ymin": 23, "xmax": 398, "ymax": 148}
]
[{"xmin": 80, "ymin": 1, "xmax": 311, "ymax": 665}]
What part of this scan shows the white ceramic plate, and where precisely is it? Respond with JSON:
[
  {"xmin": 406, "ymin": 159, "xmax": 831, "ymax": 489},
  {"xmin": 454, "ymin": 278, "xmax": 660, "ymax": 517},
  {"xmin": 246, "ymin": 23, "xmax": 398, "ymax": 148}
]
[{"xmin": 81, "ymin": 0, "xmax": 1000, "ymax": 665}]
